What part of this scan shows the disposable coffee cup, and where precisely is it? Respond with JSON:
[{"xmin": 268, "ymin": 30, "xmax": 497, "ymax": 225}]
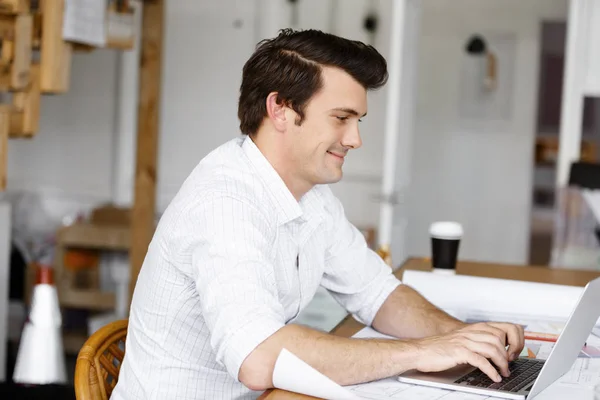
[{"xmin": 430, "ymin": 221, "xmax": 463, "ymax": 275}]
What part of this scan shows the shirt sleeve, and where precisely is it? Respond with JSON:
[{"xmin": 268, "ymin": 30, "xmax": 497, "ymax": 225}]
[
  {"xmin": 182, "ymin": 193, "xmax": 286, "ymax": 382},
  {"xmin": 320, "ymin": 190, "xmax": 401, "ymax": 326}
]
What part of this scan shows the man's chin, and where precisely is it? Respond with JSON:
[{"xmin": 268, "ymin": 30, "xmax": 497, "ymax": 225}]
[{"xmin": 319, "ymin": 170, "xmax": 343, "ymax": 185}]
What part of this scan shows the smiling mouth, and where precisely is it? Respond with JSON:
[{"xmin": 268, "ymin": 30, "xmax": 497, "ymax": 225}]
[{"xmin": 327, "ymin": 151, "xmax": 345, "ymax": 160}]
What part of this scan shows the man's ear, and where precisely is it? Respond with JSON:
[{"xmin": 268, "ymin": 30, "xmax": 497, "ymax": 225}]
[{"xmin": 265, "ymin": 92, "xmax": 288, "ymax": 131}]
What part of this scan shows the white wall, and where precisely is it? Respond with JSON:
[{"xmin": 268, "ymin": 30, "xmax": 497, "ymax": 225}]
[
  {"xmin": 584, "ymin": 0, "xmax": 600, "ymax": 96},
  {"xmin": 3, "ymin": 0, "xmax": 571, "ymax": 266},
  {"xmin": 6, "ymin": 49, "xmax": 119, "ymax": 221},
  {"xmin": 156, "ymin": 0, "xmax": 259, "ymax": 210},
  {"xmin": 406, "ymin": 0, "xmax": 568, "ymax": 264}
]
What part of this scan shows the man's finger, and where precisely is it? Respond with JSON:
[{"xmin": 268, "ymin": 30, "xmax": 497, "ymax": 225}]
[
  {"xmin": 490, "ymin": 323, "xmax": 525, "ymax": 360},
  {"xmin": 462, "ymin": 331, "xmax": 506, "ymax": 353},
  {"xmin": 461, "ymin": 339, "xmax": 510, "ymax": 377},
  {"xmin": 476, "ymin": 323, "xmax": 508, "ymax": 344},
  {"xmin": 462, "ymin": 350, "xmax": 502, "ymax": 383}
]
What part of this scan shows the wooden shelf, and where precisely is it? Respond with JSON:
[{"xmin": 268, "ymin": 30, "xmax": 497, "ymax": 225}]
[
  {"xmin": 535, "ymin": 136, "xmax": 597, "ymax": 166},
  {"xmin": 57, "ymin": 222, "xmax": 130, "ymax": 251},
  {"xmin": 59, "ymin": 288, "xmax": 116, "ymax": 311}
]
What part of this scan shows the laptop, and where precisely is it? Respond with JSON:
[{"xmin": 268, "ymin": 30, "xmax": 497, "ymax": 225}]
[{"xmin": 398, "ymin": 277, "xmax": 600, "ymax": 399}]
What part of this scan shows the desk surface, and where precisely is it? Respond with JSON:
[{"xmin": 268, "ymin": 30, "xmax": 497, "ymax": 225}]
[{"xmin": 260, "ymin": 257, "xmax": 600, "ymax": 400}]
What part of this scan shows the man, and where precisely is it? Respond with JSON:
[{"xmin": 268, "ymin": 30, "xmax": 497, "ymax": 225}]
[{"xmin": 112, "ymin": 29, "xmax": 524, "ymax": 399}]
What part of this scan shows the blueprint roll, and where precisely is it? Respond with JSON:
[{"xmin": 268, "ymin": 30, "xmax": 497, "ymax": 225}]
[{"xmin": 430, "ymin": 221, "xmax": 463, "ymax": 275}]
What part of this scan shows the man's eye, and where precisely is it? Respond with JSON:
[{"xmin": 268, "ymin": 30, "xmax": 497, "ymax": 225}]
[{"xmin": 336, "ymin": 116, "xmax": 348, "ymax": 121}]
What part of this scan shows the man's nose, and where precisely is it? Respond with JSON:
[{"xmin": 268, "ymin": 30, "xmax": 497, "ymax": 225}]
[{"xmin": 341, "ymin": 125, "xmax": 362, "ymax": 149}]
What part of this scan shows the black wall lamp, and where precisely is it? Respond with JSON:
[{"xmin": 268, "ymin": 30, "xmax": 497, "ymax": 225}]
[{"xmin": 465, "ymin": 34, "xmax": 497, "ymax": 91}]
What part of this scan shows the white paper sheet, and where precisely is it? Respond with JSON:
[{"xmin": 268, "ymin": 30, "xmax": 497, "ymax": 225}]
[
  {"xmin": 401, "ymin": 270, "xmax": 590, "ymax": 322},
  {"xmin": 273, "ymin": 348, "xmax": 362, "ymax": 400},
  {"xmin": 62, "ymin": 0, "xmax": 107, "ymax": 47}
]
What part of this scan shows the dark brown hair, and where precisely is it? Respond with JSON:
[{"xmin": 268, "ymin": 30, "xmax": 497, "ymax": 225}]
[{"xmin": 238, "ymin": 28, "xmax": 388, "ymax": 136}]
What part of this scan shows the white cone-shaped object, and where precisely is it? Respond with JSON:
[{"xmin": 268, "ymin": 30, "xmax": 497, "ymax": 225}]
[{"xmin": 13, "ymin": 265, "xmax": 67, "ymax": 384}]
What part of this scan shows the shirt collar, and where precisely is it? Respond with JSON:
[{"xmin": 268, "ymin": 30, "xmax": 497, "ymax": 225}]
[{"xmin": 242, "ymin": 135, "xmax": 304, "ymax": 225}]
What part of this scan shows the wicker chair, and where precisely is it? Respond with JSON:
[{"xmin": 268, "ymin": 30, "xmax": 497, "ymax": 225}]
[{"xmin": 75, "ymin": 319, "xmax": 128, "ymax": 400}]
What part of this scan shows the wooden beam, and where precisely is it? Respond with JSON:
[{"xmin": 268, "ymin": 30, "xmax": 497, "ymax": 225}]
[
  {"xmin": 11, "ymin": 13, "xmax": 32, "ymax": 89},
  {"xmin": 31, "ymin": 10, "xmax": 40, "ymax": 48},
  {"xmin": 0, "ymin": 0, "xmax": 29, "ymax": 14},
  {"xmin": 0, "ymin": 15, "xmax": 15, "ymax": 39},
  {"xmin": 10, "ymin": 63, "xmax": 40, "ymax": 136},
  {"xmin": 129, "ymin": 0, "xmax": 164, "ymax": 301},
  {"xmin": 0, "ymin": 14, "xmax": 31, "ymax": 91},
  {"xmin": 0, "ymin": 17, "xmax": 13, "ymax": 74},
  {"xmin": 106, "ymin": 1, "xmax": 135, "ymax": 50},
  {"xmin": 40, "ymin": 0, "xmax": 72, "ymax": 93}
]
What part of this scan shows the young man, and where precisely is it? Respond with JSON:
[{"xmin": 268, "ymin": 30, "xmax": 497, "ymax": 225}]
[{"xmin": 112, "ymin": 29, "xmax": 524, "ymax": 400}]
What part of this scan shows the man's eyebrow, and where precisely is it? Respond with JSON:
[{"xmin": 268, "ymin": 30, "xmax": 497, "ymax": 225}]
[{"xmin": 331, "ymin": 107, "xmax": 367, "ymax": 118}]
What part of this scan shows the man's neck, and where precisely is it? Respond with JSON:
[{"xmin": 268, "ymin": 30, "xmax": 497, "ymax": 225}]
[{"xmin": 250, "ymin": 131, "xmax": 312, "ymax": 202}]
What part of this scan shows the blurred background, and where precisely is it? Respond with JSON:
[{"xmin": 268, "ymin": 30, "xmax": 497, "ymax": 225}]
[{"xmin": 0, "ymin": 0, "xmax": 598, "ymax": 398}]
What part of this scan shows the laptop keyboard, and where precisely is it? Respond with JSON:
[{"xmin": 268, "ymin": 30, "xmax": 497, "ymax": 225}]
[{"xmin": 454, "ymin": 359, "xmax": 544, "ymax": 393}]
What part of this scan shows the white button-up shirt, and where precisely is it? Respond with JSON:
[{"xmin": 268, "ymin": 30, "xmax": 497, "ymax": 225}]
[{"xmin": 111, "ymin": 136, "xmax": 401, "ymax": 400}]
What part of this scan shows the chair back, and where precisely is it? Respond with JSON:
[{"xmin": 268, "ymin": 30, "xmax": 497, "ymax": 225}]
[{"xmin": 75, "ymin": 319, "xmax": 128, "ymax": 400}]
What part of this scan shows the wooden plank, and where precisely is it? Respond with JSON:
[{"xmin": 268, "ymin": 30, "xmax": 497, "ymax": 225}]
[
  {"xmin": 0, "ymin": 15, "xmax": 14, "ymax": 39},
  {"xmin": 59, "ymin": 288, "xmax": 116, "ymax": 310},
  {"xmin": 1, "ymin": 23, "xmax": 13, "ymax": 65},
  {"xmin": 58, "ymin": 222, "xmax": 131, "ymax": 251},
  {"xmin": 11, "ymin": 13, "xmax": 31, "ymax": 89},
  {"xmin": 0, "ymin": 0, "xmax": 29, "ymax": 14},
  {"xmin": 400, "ymin": 257, "xmax": 600, "ymax": 287},
  {"xmin": 258, "ymin": 392, "xmax": 319, "ymax": 400},
  {"xmin": 10, "ymin": 63, "xmax": 40, "ymax": 136},
  {"xmin": 0, "ymin": 73, "xmax": 11, "ymax": 90},
  {"xmin": 31, "ymin": 10, "xmax": 40, "ymax": 48},
  {"xmin": 0, "ymin": 106, "xmax": 9, "ymax": 190},
  {"xmin": 0, "ymin": 15, "xmax": 14, "ymax": 91},
  {"xmin": 106, "ymin": 5, "xmax": 135, "ymax": 50},
  {"xmin": 0, "ymin": 42, "xmax": 12, "ymax": 91},
  {"xmin": 40, "ymin": 0, "xmax": 72, "ymax": 93},
  {"xmin": 129, "ymin": 0, "xmax": 164, "ymax": 302}
]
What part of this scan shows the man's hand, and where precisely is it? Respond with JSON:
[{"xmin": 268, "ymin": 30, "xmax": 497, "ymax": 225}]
[{"xmin": 412, "ymin": 322, "xmax": 525, "ymax": 383}]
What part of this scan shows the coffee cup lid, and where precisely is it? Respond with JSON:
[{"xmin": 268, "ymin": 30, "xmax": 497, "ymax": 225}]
[{"xmin": 430, "ymin": 221, "xmax": 463, "ymax": 239}]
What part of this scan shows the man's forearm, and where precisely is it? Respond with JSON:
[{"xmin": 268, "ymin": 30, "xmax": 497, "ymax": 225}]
[
  {"xmin": 372, "ymin": 284, "xmax": 465, "ymax": 339},
  {"xmin": 239, "ymin": 324, "xmax": 419, "ymax": 390}
]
